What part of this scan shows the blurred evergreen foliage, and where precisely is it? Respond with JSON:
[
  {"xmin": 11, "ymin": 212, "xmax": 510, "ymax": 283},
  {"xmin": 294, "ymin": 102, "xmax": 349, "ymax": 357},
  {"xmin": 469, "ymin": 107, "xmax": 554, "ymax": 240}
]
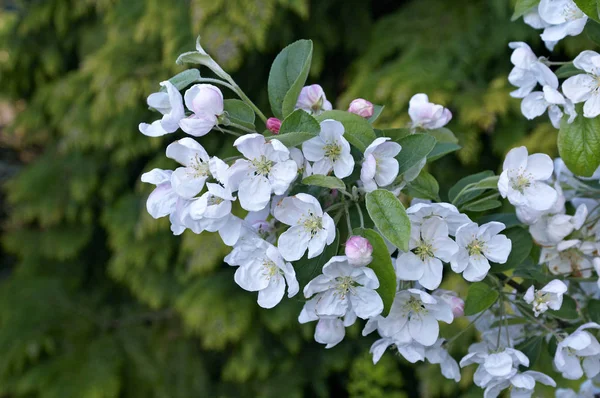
[{"xmin": 0, "ymin": 0, "xmax": 589, "ymax": 396}]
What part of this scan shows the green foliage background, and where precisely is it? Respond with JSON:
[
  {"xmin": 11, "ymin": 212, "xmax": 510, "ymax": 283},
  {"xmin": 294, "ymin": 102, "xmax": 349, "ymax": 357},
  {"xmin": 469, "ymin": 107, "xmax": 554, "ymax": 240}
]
[{"xmin": 0, "ymin": 0, "xmax": 590, "ymax": 396}]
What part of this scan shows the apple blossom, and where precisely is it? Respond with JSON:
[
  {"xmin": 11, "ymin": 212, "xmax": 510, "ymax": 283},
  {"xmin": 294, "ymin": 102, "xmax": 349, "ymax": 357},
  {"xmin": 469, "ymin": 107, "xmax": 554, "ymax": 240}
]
[
  {"xmin": 483, "ymin": 370, "xmax": 556, "ymax": 398},
  {"xmin": 295, "ymin": 84, "xmax": 332, "ymax": 115},
  {"xmin": 345, "ymin": 235, "xmax": 373, "ymax": 267},
  {"xmin": 524, "ymin": 279, "xmax": 568, "ymax": 316},
  {"xmin": 139, "ymin": 81, "xmax": 185, "ymax": 136},
  {"xmin": 360, "ymin": 137, "xmax": 402, "ymax": 192},
  {"xmin": 348, "ymin": 98, "xmax": 374, "ymax": 118},
  {"xmin": 508, "ymin": 42, "xmax": 558, "ymax": 98},
  {"xmin": 302, "ymin": 119, "xmax": 354, "ymax": 178},
  {"xmin": 541, "ymin": 239, "xmax": 597, "ymax": 277},
  {"xmin": 563, "ymin": 51, "xmax": 600, "ymax": 118},
  {"xmin": 554, "ymin": 322, "xmax": 600, "ymax": 380},
  {"xmin": 141, "ymin": 168, "xmax": 178, "ymax": 219},
  {"xmin": 408, "ymin": 93, "xmax": 452, "ymax": 129},
  {"xmin": 460, "ymin": 343, "xmax": 530, "ymax": 388},
  {"xmin": 179, "ymin": 84, "xmax": 224, "ymax": 136},
  {"xmin": 406, "ymin": 202, "xmax": 471, "ymax": 236},
  {"xmin": 538, "ymin": 0, "xmax": 587, "ymax": 44},
  {"xmin": 521, "ymin": 85, "xmax": 576, "ymax": 128},
  {"xmin": 165, "ymin": 138, "xmax": 212, "ymax": 198}
]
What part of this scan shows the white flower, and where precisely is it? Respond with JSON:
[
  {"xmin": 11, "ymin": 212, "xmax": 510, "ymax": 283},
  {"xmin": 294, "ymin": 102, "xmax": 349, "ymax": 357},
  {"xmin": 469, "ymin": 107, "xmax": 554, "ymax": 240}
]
[
  {"xmin": 563, "ymin": 51, "xmax": 600, "ymax": 118},
  {"xmin": 164, "ymin": 138, "xmax": 213, "ymax": 198},
  {"xmin": 139, "ymin": 81, "xmax": 185, "ymax": 136},
  {"xmin": 141, "ymin": 168, "xmax": 179, "ymax": 218},
  {"xmin": 179, "ymin": 84, "xmax": 224, "ymax": 137},
  {"xmin": 424, "ymin": 339, "xmax": 461, "ymax": 382},
  {"xmin": 345, "ymin": 235, "xmax": 373, "ymax": 267},
  {"xmin": 530, "ymin": 201, "xmax": 588, "ymax": 246},
  {"xmin": 524, "ymin": 279, "xmax": 568, "ymax": 316},
  {"xmin": 228, "ymin": 133, "xmax": 298, "ymax": 211},
  {"xmin": 377, "ymin": 289, "xmax": 454, "ymax": 347},
  {"xmin": 539, "ymin": 0, "xmax": 587, "ymax": 44},
  {"xmin": 521, "ymin": 85, "xmax": 577, "ymax": 128},
  {"xmin": 348, "ymin": 98, "xmax": 374, "ymax": 118},
  {"xmin": 408, "ymin": 93, "xmax": 452, "ymax": 130},
  {"xmin": 295, "ymin": 84, "xmax": 333, "ymax": 115},
  {"xmin": 484, "ymin": 370, "xmax": 556, "ymax": 398},
  {"xmin": 232, "ymin": 241, "xmax": 299, "ymax": 308},
  {"xmin": 273, "ymin": 193, "xmax": 335, "ymax": 261},
  {"xmin": 508, "ymin": 42, "xmax": 558, "ymax": 98},
  {"xmin": 556, "ymin": 380, "xmax": 600, "ymax": 398},
  {"xmin": 554, "ymin": 322, "xmax": 600, "ymax": 380},
  {"xmin": 360, "ymin": 137, "xmax": 402, "ymax": 192},
  {"xmin": 298, "ymin": 299, "xmax": 352, "ymax": 349},
  {"xmin": 541, "ymin": 239, "xmax": 596, "ymax": 277},
  {"xmin": 451, "ymin": 222, "xmax": 511, "ymax": 282},
  {"xmin": 396, "ymin": 217, "xmax": 459, "ymax": 290},
  {"xmin": 460, "ymin": 344, "xmax": 529, "ymax": 388},
  {"xmin": 406, "ymin": 202, "xmax": 471, "ymax": 236},
  {"xmin": 498, "ymin": 146, "xmax": 558, "ymax": 211},
  {"xmin": 302, "ymin": 119, "xmax": 355, "ymax": 178}
]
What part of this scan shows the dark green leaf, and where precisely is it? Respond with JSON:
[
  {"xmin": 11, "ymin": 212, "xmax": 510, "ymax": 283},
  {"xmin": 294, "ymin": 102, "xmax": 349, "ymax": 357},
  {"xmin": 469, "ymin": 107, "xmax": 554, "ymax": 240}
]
[
  {"xmin": 316, "ymin": 110, "xmax": 377, "ymax": 152},
  {"xmin": 588, "ymin": 299, "xmax": 600, "ymax": 323},
  {"xmin": 448, "ymin": 170, "xmax": 494, "ymax": 205},
  {"xmin": 461, "ymin": 197, "xmax": 502, "ymax": 212},
  {"xmin": 586, "ymin": 20, "xmax": 600, "ymax": 45},
  {"xmin": 574, "ymin": 0, "xmax": 600, "ymax": 23},
  {"xmin": 270, "ymin": 109, "xmax": 320, "ymax": 147},
  {"xmin": 558, "ymin": 105, "xmax": 600, "ymax": 177},
  {"xmin": 491, "ymin": 227, "xmax": 533, "ymax": 272},
  {"xmin": 302, "ymin": 175, "xmax": 345, "ymax": 190},
  {"xmin": 405, "ymin": 171, "xmax": 440, "ymax": 201},
  {"xmin": 377, "ymin": 128, "xmax": 412, "ymax": 140},
  {"xmin": 464, "ymin": 282, "xmax": 499, "ymax": 316},
  {"xmin": 428, "ymin": 127, "xmax": 459, "ymax": 144},
  {"xmin": 396, "ymin": 134, "xmax": 437, "ymax": 175},
  {"xmin": 477, "ymin": 213, "xmax": 521, "ymax": 228},
  {"xmin": 555, "ymin": 63, "xmax": 582, "ymax": 78},
  {"xmin": 427, "ymin": 142, "xmax": 462, "ymax": 162},
  {"xmin": 223, "ymin": 99, "xmax": 255, "ymax": 129},
  {"xmin": 549, "ymin": 295, "xmax": 579, "ymax": 321},
  {"xmin": 365, "ymin": 190, "xmax": 411, "ymax": 252},
  {"xmin": 511, "ymin": 0, "xmax": 540, "ymax": 21},
  {"xmin": 268, "ymin": 40, "xmax": 313, "ymax": 119},
  {"xmin": 516, "ymin": 336, "xmax": 543, "ymax": 367},
  {"xmin": 353, "ymin": 228, "xmax": 397, "ymax": 316}
]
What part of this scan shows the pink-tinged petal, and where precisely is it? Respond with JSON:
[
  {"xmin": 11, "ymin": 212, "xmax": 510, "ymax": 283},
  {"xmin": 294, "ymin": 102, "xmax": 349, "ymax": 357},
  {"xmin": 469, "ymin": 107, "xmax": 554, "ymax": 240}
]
[{"xmin": 179, "ymin": 114, "xmax": 217, "ymax": 137}]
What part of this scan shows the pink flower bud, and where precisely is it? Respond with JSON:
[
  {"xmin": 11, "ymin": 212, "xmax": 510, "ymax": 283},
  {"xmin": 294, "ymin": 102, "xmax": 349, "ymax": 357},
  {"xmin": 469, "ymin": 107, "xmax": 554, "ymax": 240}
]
[
  {"xmin": 345, "ymin": 236, "xmax": 373, "ymax": 267},
  {"xmin": 267, "ymin": 117, "xmax": 281, "ymax": 134},
  {"xmin": 348, "ymin": 98, "xmax": 374, "ymax": 118},
  {"xmin": 449, "ymin": 296, "xmax": 464, "ymax": 318}
]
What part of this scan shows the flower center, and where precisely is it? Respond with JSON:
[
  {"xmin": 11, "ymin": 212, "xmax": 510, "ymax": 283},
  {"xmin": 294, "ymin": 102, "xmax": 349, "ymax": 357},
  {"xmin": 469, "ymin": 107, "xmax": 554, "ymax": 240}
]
[
  {"xmin": 262, "ymin": 259, "xmax": 280, "ymax": 279},
  {"xmin": 251, "ymin": 155, "xmax": 273, "ymax": 176},
  {"xmin": 207, "ymin": 195, "xmax": 224, "ymax": 206},
  {"xmin": 403, "ymin": 297, "xmax": 427, "ymax": 319},
  {"xmin": 335, "ymin": 276, "xmax": 356, "ymax": 298},
  {"xmin": 190, "ymin": 154, "xmax": 210, "ymax": 178},
  {"xmin": 563, "ymin": 3, "xmax": 584, "ymax": 21},
  {"xmin": 510, "ymin": 170, "xmax": 531, "ymax": 193},
  {"xmin": 302, "ymin": 212, "xmax": 323, "ymax": 236},
  {"xmin": 323, "ymin": 142, "xmax": 342, "ymax": 161},
  {"xmin": 311, "ymin": 96, "xmax": 324, "ymax": 113},
  {"xmin": 414, "ymin": 239, "xmax": 434, "ymax": 261},
  {"xmin": 467, "ymin": 238, "xmax": 486, "ymax": 257}
]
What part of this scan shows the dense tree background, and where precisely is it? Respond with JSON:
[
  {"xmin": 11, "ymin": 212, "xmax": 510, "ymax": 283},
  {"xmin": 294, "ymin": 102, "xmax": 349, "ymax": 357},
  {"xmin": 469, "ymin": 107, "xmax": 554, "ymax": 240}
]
[{"xmin": 0, "ymin": 0, "xmax": 591, "ymax": 396}]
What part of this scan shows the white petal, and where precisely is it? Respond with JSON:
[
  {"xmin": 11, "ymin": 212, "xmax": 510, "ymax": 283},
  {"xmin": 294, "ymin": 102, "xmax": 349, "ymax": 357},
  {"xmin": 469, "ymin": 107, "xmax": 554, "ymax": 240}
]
[
  {"xmin": 350, "ymin": 287, "xmax": 384, "ymax": 319},
  {"xmin": 396, "ymin": 252, "xmax": 425, "ymax": 281},
  {"xmin": 521, "ymin": 91, "xmax": 548, "ymax": 120},
  {"xmin": 526, "ymin": 153, "xmax": 554, "ymax": 181},
  {"xmin": 257, "ymin": 276, "xmax": 286, "ymax": 308},
  {"xmin": 562, "ymin": 74, "xmax": 595, "ymax": 103},
  {"xmin": 278, "ymin": 225, "xmax": 311, "ymax": 261},
  {"xmin": 333, "ymin": 151, "xmax": 355, "ymax": 179},
  {"xmin": 179, "ymin": 114, "xmax": 217, "ymax": 137},
  {"xmin": 419, "ymin": 257, "xmax": 444, "ymax": 290},
  {"xmin": 584, "ymin": 93, "xmax": 600, "ymax": 118},
  {"xmin": 170, "ymin": 167, "xmax": 207, "ymax": 199},
  {"xmin": 503, "ymin": 146, "xmax": 528, "ymax": 171},
  {"xmin": 269, "ymin": 160, "xmax": 298, "ymax": 195},
  {"xmin": 315, "ymin": 318, "xmax": 345, "ymax": 348},
  {"xmin": 238, "ymin": 176, "xmax": 271, "ymax": 211},
  {"xmin": 234, "ymin": 133, "xmax": 266, "ymax": 160},
  {"xmin": 410, "ymin": 314, "xmax": 439, "ymax": 346},
  {"xmin": 484, "ymin": 235, "xmax": 511, "ymax": 263},
  {"xmin": 139, "ymin": 120, "xmax": 170, "ymax": 137}
]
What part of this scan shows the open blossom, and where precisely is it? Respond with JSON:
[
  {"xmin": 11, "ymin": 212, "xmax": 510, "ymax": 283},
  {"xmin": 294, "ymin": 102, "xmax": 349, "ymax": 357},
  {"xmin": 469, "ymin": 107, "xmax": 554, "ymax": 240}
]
[
  {"xmin": 508, "ymin": 42, "xmax": 558, "ymax": 98},
  {"xmin": 345, "ymin": 236, "xmax": 373, "ymax": 267},
  {"xmin": 460, "ymin": 343, "xmax": 530, "ymax": 389},
  {"xmin": 554, "ymin": 322, "xmax": 600, "ymax": 380},
  {"xmin": 498, "ymin": 146, "xmax": 557, "ymax": 211},
  {"xmin": 141, "ymin": 168, "xmax": 179, "ymax": 219},
  {"xmin": 451, "ymin": 222, "xmax": 511, "ymax": 282},
  {"xmin": 563, "ymin": 51, "xmax": 600, "ymax": 118},
  {"xmin": 524, "ymin": 279, "xmax": 568, "ymax": 316},
  {"xmin": 139, "ymin": 81, "xmax": 185, "ymax": 137},
  {"xmin": 302, "ymin": 119, "xmax": 354, "ymax": 178},
  {"xmin": 408, "ymin": 93, "xmax": 452, "ymax": 130},
  {"xmin": 360, "ymin": 137, "xmax": 402, "ymax": 192},
  {"xmin": 539, "ymin": 0, "xmax": 587, "ymax": 44},
  {"xmin": 396, "ymin": 217, "xmax": 459, "ymax": 290},
  {"xmin": 556, "ymin": 380, "xmax": 600, "ymax": 398},
  {"xmin": 406, "ymin": 202, "xmax": 471, "ymax": 236},
  {"xmin": 484, "ymin": 370, "xmax": 556, "ymax": 398},
  {"xmin": 165, "ymin": 138, "xmax": 212, "ymax": 198},
  {"xmin": 273, "ymin": 193, "xmax": 335, "ymax": 261},
  {"xmin": 424, "ymin": 339, "xmax": 461, "ymax": 382},
  {"xmin": 348, "ymin": 98, "xmax": 374, "ymax": 118},
  {"xmin": 541, "ymin": 239, "xmax": 597, "ymax": 277},
  {"xmin": 179, "ymin": 84, "xmax": 224, "ymax": 136},
  {"xmin": 521, "ymin": 85, "xmax": 576, "ymax": 128},
  {"xmin": 295, "ymin": 84, "xmax": 332, "ymax": 115},
  {"xmin": 530, "ymin": 199, "xmax": 588, "ymax": 246},
  {"xmin": 228, "ymin": 133, "xmax": 297, "ymax": 211}
]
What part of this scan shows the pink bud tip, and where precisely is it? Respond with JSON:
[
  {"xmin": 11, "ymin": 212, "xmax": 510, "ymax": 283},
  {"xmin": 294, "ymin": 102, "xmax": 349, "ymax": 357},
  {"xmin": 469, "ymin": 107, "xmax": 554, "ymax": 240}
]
[
  {"xmin": 345, "ymin": 236, "xmax": 373, "ymax": 267},
  {"xmin": 267, "ymin": 117, "xmax": 282, "ymax": 134},
  {"xmin": 348, "ymin": 98, "xmax": 374, "ymax": 118},
  {"xmin": 450, "ymin": 297, "xmax": 464, "ymax": 318}
]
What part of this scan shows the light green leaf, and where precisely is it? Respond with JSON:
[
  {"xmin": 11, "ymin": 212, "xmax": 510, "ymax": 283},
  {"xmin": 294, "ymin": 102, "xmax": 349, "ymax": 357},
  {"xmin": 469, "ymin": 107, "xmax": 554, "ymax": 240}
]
[
  {"xmin": 353, "ymin": 228, "xmax": 397, "ymax": 316},
  {"xmin": 405, "ymin": 171, "xmax": 440, "ymax": 201},
  {"xmin": 464, "ymin": 282, "xmax": 499, "ymax": 316},
  {"xmin": 176, "ymin": 51, "xmax": 212, "ymax": 66},
  {"xmin": 491, "ymin": 227, "xmax": 533, "ymax": 272},
  {"xmin": 316, "ymin": 110, "xmax": 377, "ymax": 152},
  {"xmin": 302, "ymin": 175, "xmax": 345, "ymax": 190},
  {"xmin": 396, "ymin": 134, "xmax": 437, "ymax": 175},
  {"xmin": 223, "ymin": 99, "xmax": 255, "ymax": 130},
  {"xmin": 268, "ymin": 39, "xmax": 313, "ymax": 119},
  {"xmin": 161, "ymin": 69, "xmax": 200, "ymax": 91},
  {"xmin": 558, "ymin": 107, "xmax": 600, "ymax": 177},
  {"xmin": 270, "ymin": 109, "xmax": 320, "ymax": 147},
  {"xmin": 511, "ymin": 0, "xmax": 541, "ymax": 21},
  {"xmin": 365, "ymin": 190, "xmax": 411, "ymax": 252},
  {"xmin": 574, "ymin": 0, "xmax": 600, "ymax": 23},
  {"xmin": 368, "ymin": 105, "xmax": 384, "ymax": 124}
]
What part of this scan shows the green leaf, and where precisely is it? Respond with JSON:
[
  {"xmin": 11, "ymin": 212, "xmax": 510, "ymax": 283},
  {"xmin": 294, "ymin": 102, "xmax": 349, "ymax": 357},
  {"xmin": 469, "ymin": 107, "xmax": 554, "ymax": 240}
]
[
  {"xmin": 516, "ymin": 336, "xmax": 543, "ymax": 367},
  {"xmin": 316, "ymin": 110, "xmax": 377, "ymax": 152},
  {"xmin": 176, "ymin": 51, "xmax": 212, "ymax": 66},
  {"xmin": 302, "ymin": 175, "xmax": 345, "ymax": 190},
  {"xmin": 549, "ymin": 295, "xmax": 579, "ymax": 321},
  {"xmin": 161, "ymin": 69, "xmax": 200, "ymax": 92},
  {"xmin": 448, "ymin": 170, "xmax": 495, "ymax": 205},
  {"xmin": 223, "ymin": 99, "xmax": 255, "ymax": 129},
  {"xmin": 365, "ymin": 190, "xmax": 411, "ymax": 252},
  {"xmin": 555, "ymin": 63, "xmax": 582, "ymax": 78},
  {"xmin": 353, "ymin": 228, "xmax": 397, "ymax": 316},
  {"xmin": 268, "ymin": 39, "xmax": 313, "ymax": 119},
  {"xmin": 377, "ymin": 128, "xmax": 412, "ymax": 140},
  {"xmin": 558, "ymin": 106, "xmax": 600, "ymax": 177},
  {"xmin": 368, "ymin": 105, "xmax": 384, "ymax": 124},
  {"xmin": 477, "ymin": 213, "xmax": 521, "ymax": 229},
  {"xmin": 511, "ymin": 0, "xmax": 540, "ymax": 21},
  {"xmin": 587, "ymin": 299, "xmax": 600, "ymax": 323},
  {"xmin": 428, "ymin": 127, "xmax": 459, "ymax": 144},
  {"xmin": 404, "ymin": 171, "xmax": 440, "ymax": 201},
  {"xmin": 464, "ymin": 282, "xmax": 499, "ymax": 316},
  {"xmin": 574, "ymin": 0, "xmax": 600, "ymax": 23},
  {"xmin": 586, "ymin": 20, "xmax": 600, "ymax": 45},
  {"xmin": 427, "ymin": 142, "xmax": 462, "ymax": 162},
  {"xmin": 492, "ymin": 227, "xmax": 533, "ymax": 272},
  {"xmin": 461, "ymin": 197, "xmax": 502, "ymax": 212},
  {"xmin": 396, "ymin": 134, "xmax": 437, "ymax": 175},
  {"xmin": 270, "ymin": 109, "xmax": 320, "ymax": 147}
]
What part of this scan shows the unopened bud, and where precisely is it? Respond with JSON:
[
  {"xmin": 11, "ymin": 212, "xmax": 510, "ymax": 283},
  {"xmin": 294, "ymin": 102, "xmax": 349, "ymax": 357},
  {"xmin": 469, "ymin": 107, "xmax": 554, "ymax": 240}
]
[
  {"xmin": 348, "ymin": 98, "xmax": 374, "ymax": 118},
  {"xmin": 435, "ymin": 290, "xmax": 464, "ymax": 318},
  {"xmin": 267, "ymin": 117, "xmax": 282, "ymax": 134},
  {"xmin": 345, "ymin": 236, "xmax": 373, "ymax": 266}
]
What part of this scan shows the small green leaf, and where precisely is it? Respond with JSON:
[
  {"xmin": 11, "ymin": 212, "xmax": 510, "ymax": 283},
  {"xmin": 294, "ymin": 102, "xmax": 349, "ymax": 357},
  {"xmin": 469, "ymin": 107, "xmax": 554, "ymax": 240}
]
[
  {"xmin": 302, "ymin": 175, "xmax": 345, "ymax": 190},
  {"xmin": 223, "ymin": 99, "xmax": 255, "ymax": 129},
  {"xmin": 428, "ymin": 127, "xmax": 459, "ymax": 144},
  {"xmin": 377, "ymin": 128, "xmax": 412, "ymax": 140},
  {"xmin": 176, "ymin": 51, "xmax": 212, "ymax": 66},
  {"xmin": 405, "ymin": 171, "xmax": 440, "ymax": 201},
  {"xmin": 492, "ymin": 227, "xmax": 533, "ymax": 272},
  {"xmin": 316, "ymin": 110, "xmax": 377, "ymax": 152},
  {"xmin": 161, "ymin": 69, "xmax": 200, "ymax": 91},
  {"xmin": 558, "ymin": 106, "xmax": 600, "ymax": 177},
  {"xmin": 427, "ymin": 142, "xmax": 462, "ymax": 162},
  {"xmin": 516, "ymin": 336, "xmax": 543, "ymax": 367},
  {"xmin": 587, "ymin": 299, "xmax": 600, "ymax": 323},
  {"xmin": 448, "ymin": 171, "xmax": 495, "ymax": 205},
  {"xmin": 555, "ymin": 63, "xmax": 582, "ymax": 78},
  {"xmin": 268, "ymin": 39, "xmax": 313, "ymax": 119},
  {"xmin": 353, "ymin": 228, "xmax": 397, "ymax": 316},
  {"xmin": 464, "ymin": 282, "xmax": 499, "ymax": 316},
  {"xmin": 270, "ymin": 109, "xmax": 320, "ymax": 147},
  {"xmin": 549, "ymin": 295, "xmax": 579, "ymax": 321},
  {"xmin": 368, "ymin": 105, "xmax": 385, "ymax": 124},
  {"xmin": 396, "ymin": 134, "xmax": 437, "ymax": 175},
  {"xmin": 365, "ymin": 190, "xmax": 411, "ymax": 252},
  {"xmin": 574, "ymin": 0, "xmax": 600, "ymax": 23},
  {"xmin": 511, "ymin": 0, "xmax": 540, "ymax": 21}
]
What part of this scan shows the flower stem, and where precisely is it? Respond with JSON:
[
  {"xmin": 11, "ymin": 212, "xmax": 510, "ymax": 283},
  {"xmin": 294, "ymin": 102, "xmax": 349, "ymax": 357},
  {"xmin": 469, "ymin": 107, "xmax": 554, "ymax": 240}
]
[
  {"xmin": 218, "ymin": 127, "xmax": 243, "ymax": 137},
  {"xmin": 356, "ymin": 202, "xmax": 365, "ymax": 229},
  {"xmin": 227, "ymin": 121, "xmax": 256, "ymax": 134}
]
